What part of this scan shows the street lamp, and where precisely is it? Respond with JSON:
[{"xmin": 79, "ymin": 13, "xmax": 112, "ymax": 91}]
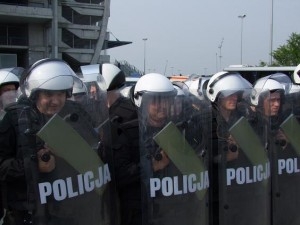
[
  {"xmin": 218, "ymin": 38, "xmax": 224, "ymax": 70},
  {"xmin": 142, "ymin": 38, "xmax": 148, "ymax": 74},
  {"xmin": 238, "ymin": 14, "xmax": 246, "ymax": 65},
  {"xmin": 270, "ymin": 0, "xmax": 274, "ymax": 65}
]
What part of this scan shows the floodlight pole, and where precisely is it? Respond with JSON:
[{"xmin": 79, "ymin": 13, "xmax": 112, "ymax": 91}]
[
  {"xmin": 238, "ymin": 14, "xmax": 246, "ymax": 65},
  {"xmin": 142, "ymin": 38, "xmax": 148, "ymax": 75}
]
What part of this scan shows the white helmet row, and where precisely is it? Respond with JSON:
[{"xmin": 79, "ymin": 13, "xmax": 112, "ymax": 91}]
[
  {"xmin": 250, "ymin": 75, "xmax": 285, "ymax": 106},
  {"xmin": 133, "ymin": 73, "xmax": 177, "ymax": 107},
  {"xmin": 21, "ymin": 58, "xmax": 77, "ymax": 99},
  {"xmin": 206, "ymin": 71, "xmax": 252, "ymax": 102}
]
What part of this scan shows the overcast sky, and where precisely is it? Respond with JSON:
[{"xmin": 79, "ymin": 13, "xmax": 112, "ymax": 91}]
[{"xmin": 107, "ymin": 0, "xmax": 300, "ymax": 76}]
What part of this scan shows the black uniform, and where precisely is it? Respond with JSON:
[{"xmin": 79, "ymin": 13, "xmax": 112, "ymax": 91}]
[
  {"xmin": 210, "ymin": 103, "xmax": 271, "ymax": 225},
  {"xmin": 109, "ymin": 97, "xmax": 142, "ymax": 225},
  {"xmin": 266, "ymin": 110, "xmax": 300, "ymax": 225}
]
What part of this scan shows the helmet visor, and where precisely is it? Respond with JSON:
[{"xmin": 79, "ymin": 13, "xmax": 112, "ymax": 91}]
[{"xmin": 27, "ymin": 75, "xmax": 74, "ymax": 91}]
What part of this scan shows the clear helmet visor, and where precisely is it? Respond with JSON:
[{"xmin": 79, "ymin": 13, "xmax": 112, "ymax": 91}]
[
  {"xmin": 69, "ymin": 76, "xmax": 88, "ymax": 105},
  {"xmin": 216, "ymin": 88, "xmax": 251, "ymax": 113},
  {"xmin": 207, "ymin": 72, "xmax": 252, "ymax": 102},
  {"xmin": 140, "ymin": 92, "xmax": 176, "ymax": 128},
  {"xmin": 0, "ymin": 90, "xmax": 17, "ymax": 108},
  {"xmin": 251, "ymin": 74, "xmax": 286, "ymax": 106},
  {"xmin": 266, "ymin": 73, "xmax": 292, "ymax": 93},
  {"xmin": 72, "ymin": 76, "xmax": 86, "ymax": 94},
  {"xmin": 23, "ymin": 75, "xmax": 74, "ymax": 97}
]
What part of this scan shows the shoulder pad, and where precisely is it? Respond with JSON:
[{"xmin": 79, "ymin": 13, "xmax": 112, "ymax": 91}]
[{"xmin": 110, "ymin": 97, "xmax": 137, "ymax": 123}]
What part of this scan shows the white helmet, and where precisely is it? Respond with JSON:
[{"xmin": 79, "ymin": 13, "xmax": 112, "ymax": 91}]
[
  {"xmin": 101, "ymin": 63, "xmax": 125, "ymax": 91},
  {"xmin": 262, "ymin": 73, "xmax": 292, "ymax": 94},
  {"xmin": 69, "ymin": 77, "xmax": 89, "ymax": 104},
  {"xmin": 250, "ymin": 77, "xmax": 284, "ymax": 106},
  {"xmin": 173, "ymin": 85, "xmax": 185, "ymax": 96},
  {"xmin": 21, "ymin": 58, "xmax": 76, "ymax": 98},
  {"xmin": 206, "ymin": 71, "xmax": 252, "ymax": 102},
  {"xmin": 72, "ymin": 77, "xmax": 88, "ymax": 95},
  {"xmin": 289, "ymin": 83, "xmax": 300, "ymax": 94},
  {"xmin": 172, "ymin": 81, "xmax": 189, "ymax": 97},
  {"xmin": 133, "ymin": 73, "xmax": 177, "ymax": 107},
  {"xmin": 80, "ymin": 64, "xmax": 107, "ymax": 92},
  {"xmin": 293, "ymin": 64, "xmax": 300, "ymax": 84},
  {"xmin": 80, "ymin": 64, "xmax": 100, "ymax": 82},
  {"xmin": 0, "ymin": 67, "xmax": 21, "ymax": 89},
  {"xmin": 184, "ymin": 75, "xmax": 201, "ymax": 98}
]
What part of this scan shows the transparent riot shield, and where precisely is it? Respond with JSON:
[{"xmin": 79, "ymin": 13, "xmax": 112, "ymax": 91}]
[
  {"xmin": 212, "ymin": 86, "xmax": 271, "ymax": 225},
  {"xmin": 17, "ymin": 73, "xmax": 116, "ymax": 225},
  {"xmin": 270, "ymin": 78, "xmax": 300, "ymax": 225},
  {"xmin": 81, "ymin": 64, "xmax": 108, "ymax": 128},
  {"xmin": 138, "ymin": 90, "xmax": 210, "ymax": 225},
  {"xmin": 0, "ymin": 89, "xmax": 18, "ymax": 119}
]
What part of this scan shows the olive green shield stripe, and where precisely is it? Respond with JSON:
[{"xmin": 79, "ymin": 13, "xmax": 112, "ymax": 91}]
[
  {"xmin": 153, "ymin": 121, "xmax": 207, "ymax": 200},
  {"xmin": 37, "ymin": 114, "xmax": 103, "ymax": 174},
  {"xmin": 229, "ymin": 116, "xmax": 268, "ymax": 165},
  {"xmin": 280, "ymin": 114, "xmax": 300, "ymax": 156}
]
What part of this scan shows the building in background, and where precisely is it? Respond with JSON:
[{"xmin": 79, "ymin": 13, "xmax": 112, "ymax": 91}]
[{"xmin": 0, "ymin": 0, "xmax": 131, "ymax": 71}]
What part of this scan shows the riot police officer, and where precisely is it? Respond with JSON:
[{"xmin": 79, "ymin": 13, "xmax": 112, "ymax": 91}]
[
  {"xmin": 0, "ymin": 58, "xmax": 114, "ymax": 225},
  {"xmin": 0, "ymin": 68, "xmax": 21, "ymax": 117},
  {"xmin": 251, "ymin": 74, "xmax": 300, "ymax": 225},
  {"xmin": 0, "ymin": 67, "xmax": 21, "ymax": 222},
  {"xmin": 134, "ymin": 73, "xmax": 209, "ymax": 225},
  {"xmin": 101, "ymin": 63, "xmax": 140, "ymax": 225},
  {"xmin": 207, "ymin": 71, "xmax": 271, "ymax": 225}
]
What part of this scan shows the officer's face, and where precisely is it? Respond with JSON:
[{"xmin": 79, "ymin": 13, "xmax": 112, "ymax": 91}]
[
  {"xmin": 0, "ymin": 84, "xmax": 17, "ymax": 107},
  {"xmin": 263, "ymin": 92, "xmax": 281, "ymax": 116},
  {"xmin": 36, "ymin": 90, "xmax": 66, "ymax": 116},
  {"xmin": 147, "ymin": 96, "xmax": 172, "ymax": 127},
  {"xmin": 89, "ymin": 84, "xmax": 98, "ymax": 100},
  {"xmin": 0, "ymin": 84, "xmax": 16, "ymax": 96},
  {"xmin": 219, "ymin": 93, "xmax": 238, "ymax": 111},
  {"xmin": 174, "ymin": 97, "xmax": 183, "ymax": 116}
]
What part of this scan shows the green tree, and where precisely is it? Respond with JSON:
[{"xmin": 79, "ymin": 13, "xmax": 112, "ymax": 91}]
[
  {"xmin": 258, "ymin": 61, "xmax": 267, "ymax": 67},
  {"xmin": 271, "ymin": 32, "xmax": 300, "ymax": 66}
]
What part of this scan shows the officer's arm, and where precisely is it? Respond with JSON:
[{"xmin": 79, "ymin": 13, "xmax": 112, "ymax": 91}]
[
  {"xmin": 113, "ymin": 132, "xmax": 141, "ymax": 188},
  {"xmin": 0, "ymin": 114, "xmax": 25, "ymax": 181}
]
